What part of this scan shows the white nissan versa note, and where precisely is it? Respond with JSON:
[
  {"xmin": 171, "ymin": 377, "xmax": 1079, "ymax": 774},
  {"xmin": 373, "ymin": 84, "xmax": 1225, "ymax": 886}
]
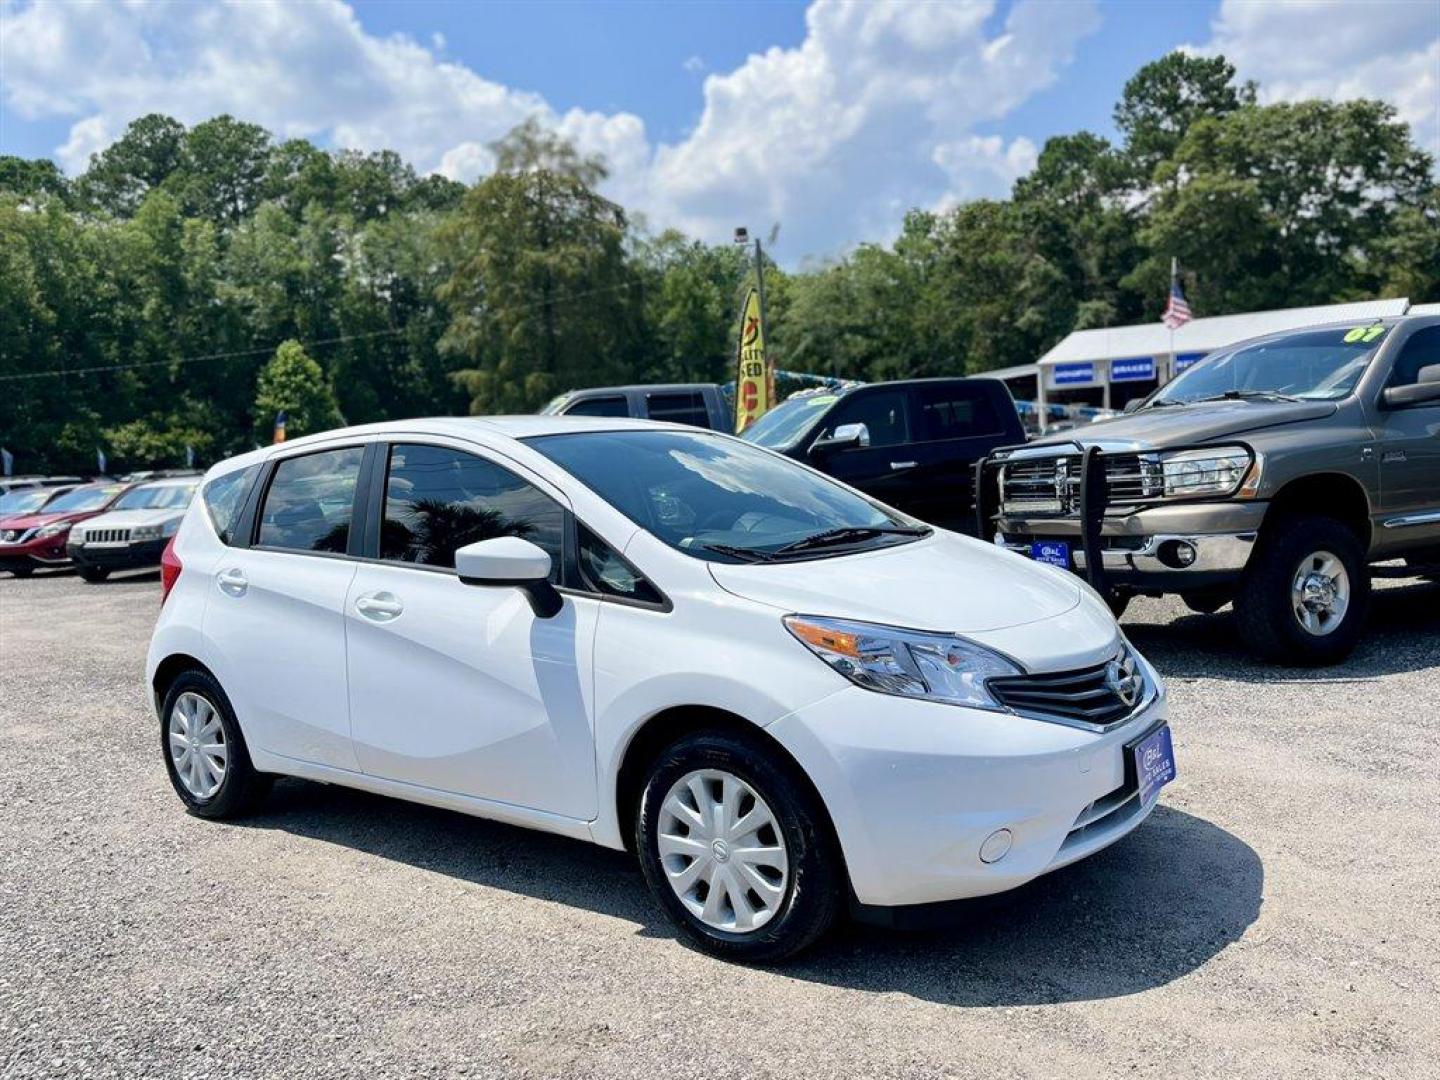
[{"xmin": 147, "ymin": 417, "xmax": 1175, "ymax": 961}]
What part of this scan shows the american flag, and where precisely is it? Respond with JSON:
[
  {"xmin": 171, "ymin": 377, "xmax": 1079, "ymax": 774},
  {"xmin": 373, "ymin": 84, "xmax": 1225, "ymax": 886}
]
[{"xmin": 1162, "ymin": 259, "xmax": 1192, "ymax": 329}]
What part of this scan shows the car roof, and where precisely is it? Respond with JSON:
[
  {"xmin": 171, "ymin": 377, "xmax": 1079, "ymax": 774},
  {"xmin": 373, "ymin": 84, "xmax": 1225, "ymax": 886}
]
[
  {"xmin": 561, "ymin": 383, "xmax": 718, "ymax": 395},
  {"xmin": 127, "ymin": 475, "xmax": 200, "ymax": 489}
]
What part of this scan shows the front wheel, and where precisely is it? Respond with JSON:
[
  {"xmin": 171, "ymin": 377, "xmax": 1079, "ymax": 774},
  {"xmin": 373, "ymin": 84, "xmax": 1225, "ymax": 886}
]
[
  {"xmin": 8, "ymin": 564, "xmax": 34, "ymax": 578},
  {"xmin": 1234, "ymin": 515, "xmax": 1369, "ymax": 665},
  {"xmin": 635, "ymin": 730, "xmax": 842, "ymax": 962},
  {"xmin": 78, "ymin": 566, "xmax": 109, "ymax": 582}
]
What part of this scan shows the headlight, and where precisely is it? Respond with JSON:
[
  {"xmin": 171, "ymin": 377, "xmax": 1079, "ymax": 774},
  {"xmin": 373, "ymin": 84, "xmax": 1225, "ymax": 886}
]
[
  {"xmin": 784, "ymin": 615, "xmax": 1021, "ymax": 710},
  {"xmin": 36, "ymin": 522, "xmax": 71, "ymax": 538},
  {"xmin": 1159, "ymin": 446, "xmax": 1251, "ymax": 497},
  {"xmin": 131, "ymin": 524, "xmax": 163, "ymax": 541}
]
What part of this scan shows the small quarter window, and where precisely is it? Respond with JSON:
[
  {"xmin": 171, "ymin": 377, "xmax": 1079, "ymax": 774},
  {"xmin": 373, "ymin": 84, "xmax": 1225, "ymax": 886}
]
[
  {"xmin": 202, "ymin": 465, "xmax": 259, "ymax": 545},
  {"xmin": 381, "ymin": 443, "xmax": 564, "ymax": 576},
  {"xmin": 577, "ymin": 523, "xmax": 663, "ymax": 605},
  {"xmin": 257, "ymin": 447, "xmax": 364, "ymax": 553}
]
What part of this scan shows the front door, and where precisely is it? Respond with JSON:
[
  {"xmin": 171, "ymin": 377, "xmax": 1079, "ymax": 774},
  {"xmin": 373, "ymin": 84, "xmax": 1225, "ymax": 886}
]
[
  {"xmin": 810, "ymin": 388, "xmax": 919, "ymax": 512},
  {"xmin": 204, "ymin": 443, "xmax": 368, "ymax": 771},
  {"xmin": 1376, "ymin": 325, "xmax": 1440, "ymax": 549},
  {"xmin": 343, "ymin": 441, "xmax": 599, "ymax": 820}
]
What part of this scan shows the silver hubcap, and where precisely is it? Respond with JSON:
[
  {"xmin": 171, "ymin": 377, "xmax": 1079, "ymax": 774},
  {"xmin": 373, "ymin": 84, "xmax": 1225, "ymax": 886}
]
[
  {"xmin": 168, "ymin": 692, "xmax": 227, "ymax": 799},
  {"xmin": 1291, "ymin": 550, "xmax": 1350, "ymax": 636},
  {"xmin": 657, "ymin": 769, "xmax": 789, "ymax": 933}
]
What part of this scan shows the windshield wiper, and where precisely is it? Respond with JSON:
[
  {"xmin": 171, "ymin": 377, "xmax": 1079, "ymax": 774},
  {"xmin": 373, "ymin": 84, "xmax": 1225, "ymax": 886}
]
[
  {"xmin": 699, "ymin": 543, "xmax": 778, "ymax": 563},
  {"xmin": 1193, "ymin": 389, "xmax": 1302, "ymax": 404},
  {"xmin": 772, "ymin": 524, "xmax": 930, "ymax": 556}
]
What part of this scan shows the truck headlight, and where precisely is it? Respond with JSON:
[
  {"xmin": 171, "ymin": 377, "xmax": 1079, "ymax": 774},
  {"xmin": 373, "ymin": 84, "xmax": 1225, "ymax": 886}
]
[
  {"xmin": 784, "ymin": 615, "xmax": 1021, "ymax": 710},
  {"xmin": 131, "ymin": 524, "xmax": 163, "ymax": 541},
  {"xmin": 1159, "ymin": 446, "xmax": 1251, "ymax": 497}
]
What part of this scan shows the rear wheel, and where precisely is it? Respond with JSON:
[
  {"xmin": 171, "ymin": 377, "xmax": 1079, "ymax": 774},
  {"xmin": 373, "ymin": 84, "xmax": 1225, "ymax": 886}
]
[
  {"xmin": 1234, "ymin": 515, "xmax": 1369, "ymax": 664},
  {"xmin": 635, "ymin": 729, "xmax": 842, "ymax": 962},
  {"xmin": 78, "ymin": 566, "xmax": 109, "ymax": 583},
  {"xmin": 160, "ymin": 669, "xmax": 271, "ymax": 819}
]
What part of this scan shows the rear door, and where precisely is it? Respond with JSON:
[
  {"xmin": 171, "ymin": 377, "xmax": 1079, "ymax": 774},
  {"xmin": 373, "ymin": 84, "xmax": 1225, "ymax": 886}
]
[
  {"xmin": 807, "ymin": 388, "xmax": 918, "ymax": 510},
  {"xmin": 203, "ymin": 442, "xmax": 368, "ymax": 771},
  {"xmin": 905, "ymin": 381, "xmax": 1016, "ymax": 530},
  {"xmin": 343, "ymin": 439, "xmax": 599, "ymax": 819}
]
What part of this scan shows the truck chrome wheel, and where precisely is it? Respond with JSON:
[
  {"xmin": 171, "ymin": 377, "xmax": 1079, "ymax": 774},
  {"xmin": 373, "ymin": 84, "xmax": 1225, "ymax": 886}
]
[
  {"xmin": 168, "ymin": 691, "xmax": 228, "ymax": 799},
  {"xmin": 1291, "ymin": 551, "xmax": 1349, "ymax": 636},
  {"xmin": 657, "ymin": 769, "xmax": 789, "ymax": 933}
]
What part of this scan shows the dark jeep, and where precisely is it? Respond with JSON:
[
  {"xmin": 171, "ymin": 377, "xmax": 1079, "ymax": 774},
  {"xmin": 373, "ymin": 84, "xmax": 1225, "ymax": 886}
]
[{"xmin": 978, "ymin": 315, "xmax": 1440, "ymax": 664}]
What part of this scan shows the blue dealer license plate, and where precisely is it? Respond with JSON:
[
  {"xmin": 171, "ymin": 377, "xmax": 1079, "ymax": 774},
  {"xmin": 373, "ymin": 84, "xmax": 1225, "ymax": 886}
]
[
  {"xmin": 1030, "ymin": 540, "xmax": 1070, "ymax": 568},
  {"xmin": 1132, "ymin": 724, "xmax": 1176, "ymax": 806}
]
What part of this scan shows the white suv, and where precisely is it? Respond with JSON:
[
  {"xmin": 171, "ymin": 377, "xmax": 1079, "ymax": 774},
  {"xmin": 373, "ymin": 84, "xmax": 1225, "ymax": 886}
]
[{"xmin": 147, "ymin": 417, "xmax": 1174, "ymax": 961}]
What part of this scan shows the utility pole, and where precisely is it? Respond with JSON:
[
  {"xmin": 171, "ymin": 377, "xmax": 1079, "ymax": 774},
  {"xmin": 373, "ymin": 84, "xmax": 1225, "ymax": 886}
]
[{"xmin": 734, "ymin": 227, "xmax": 768, "ymax": 336}]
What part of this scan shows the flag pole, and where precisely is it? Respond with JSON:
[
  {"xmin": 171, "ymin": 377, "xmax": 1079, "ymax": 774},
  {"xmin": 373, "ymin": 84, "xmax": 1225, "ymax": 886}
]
[{"xmin": 1168, "ymin": 257, "xmax": 1177, "ymax": 384}]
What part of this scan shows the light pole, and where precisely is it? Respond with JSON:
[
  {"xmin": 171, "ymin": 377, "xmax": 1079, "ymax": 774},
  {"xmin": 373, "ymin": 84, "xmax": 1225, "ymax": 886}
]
[{"xmin": 733, "ymin": 226, "xmax": 768, "ymax": 342}]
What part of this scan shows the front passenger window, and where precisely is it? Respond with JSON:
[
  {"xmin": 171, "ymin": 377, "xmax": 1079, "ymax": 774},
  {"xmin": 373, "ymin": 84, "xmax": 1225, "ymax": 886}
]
[
  {"xmin": 821, "ymin": 390, "xmax": 910, "ymax": 448},
  {"xmin": 381, "ymin": 443, "xmax": 564, "ymax": 577},
  {"xmin": 257, "ymin": 447, "xmax": 364, "ymax": 553}
]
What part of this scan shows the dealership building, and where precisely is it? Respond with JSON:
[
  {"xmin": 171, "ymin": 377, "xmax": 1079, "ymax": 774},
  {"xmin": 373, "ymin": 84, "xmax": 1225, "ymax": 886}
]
[{"xmin": 983, "ymin": 296, "xmax": 1439, "ymax": 432}]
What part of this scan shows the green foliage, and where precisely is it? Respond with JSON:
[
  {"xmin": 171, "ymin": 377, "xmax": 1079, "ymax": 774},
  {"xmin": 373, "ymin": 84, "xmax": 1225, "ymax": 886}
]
[
  {"xmin": 3, "ymin": 52, "xmax": 1436, "ymax": 473},
  {"xmin": 253, "ymin": 340, "xmax": 344, "ymax": 442}
]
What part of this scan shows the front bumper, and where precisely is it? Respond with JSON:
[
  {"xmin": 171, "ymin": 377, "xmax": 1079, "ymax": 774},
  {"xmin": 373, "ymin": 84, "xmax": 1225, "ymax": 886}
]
[
  {"xmin": 0, "ymin": 536, "xmax": 72, "ymax": 570},
  {"xmin": 67, "ymin": 537, "xmax": 167, "ymax": 570},
  {"xmin": 997, "ymin": 501, "xmax": 1266, "ymax": 589},
  {"xmin": 768, "ymin": 665, "xmax": 1169, "ymax": 908}
]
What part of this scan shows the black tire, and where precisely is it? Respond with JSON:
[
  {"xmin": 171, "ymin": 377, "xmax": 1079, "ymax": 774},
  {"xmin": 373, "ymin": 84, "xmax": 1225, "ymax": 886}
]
[
  {"xmin": 1182, "ymin": 590, "xmax": 1230, "ymax": 615},
  {"xmin": 78, "ymin": 566, "xmax": 109, "ymax": 582},
  {"xmin": 159, "ymin": 668, "xmax": 271, "ymax": 819},
  {"xmin": 635, "ymin": 729, "xmax": 843, "ymax": 963},
  {"xmin": 1234, "ymin": 514, "xmax": 1370, "ymax": 665},
  {"xmin": 8, "ymin": 564, "xmax": 34, "ymax": 577},
  {"xmin": 1103, "ymin": 589, "xmax": 1132, "ymax": 620}
]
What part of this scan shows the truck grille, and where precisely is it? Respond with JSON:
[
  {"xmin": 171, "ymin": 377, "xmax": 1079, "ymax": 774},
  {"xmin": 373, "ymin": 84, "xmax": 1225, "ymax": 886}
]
[
  {"xmin": 987, "ymin": 649, "xmax": 1145, "ymax": 728},
  {"xmin": 999, "ymin": 453, "xmax": 1161, "ymax": 516},
  {"xmin": 84, "ymin": 528, "xmax": 131, "ymax": 544}
]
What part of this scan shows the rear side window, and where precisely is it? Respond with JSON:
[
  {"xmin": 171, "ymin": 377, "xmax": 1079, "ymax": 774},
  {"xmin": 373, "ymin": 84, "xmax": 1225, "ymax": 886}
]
[
  {"xmin": 381, "ymin": 443, "xmax": 564, "ymax": 577},
  {"xmin": 821, "ymin": 389, "xmax": 910, "ymax": 448},
  {"xmin": 257, "ymin": 447, "xmax": 364, "ymax": 553},
  {"xmin": 202, "ymin": 466, "xmax": 259, "ymax": 545},
  {"xmin": 646, "ymin": 391, "xmax": 710, "ymax": 428},
  {"xmin": 914, "ymin": 384, "xmax": 1005, "ymax": 441},
  {"xmin": 564, "ymin": 395, "xmax": 629, "ymax": 418}
]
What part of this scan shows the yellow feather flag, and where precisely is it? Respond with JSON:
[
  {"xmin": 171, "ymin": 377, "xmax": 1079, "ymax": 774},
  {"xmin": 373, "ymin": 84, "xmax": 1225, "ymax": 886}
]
[{"xmin": 734, "ymin": 287, "xmax": 772, "ymax": 433}]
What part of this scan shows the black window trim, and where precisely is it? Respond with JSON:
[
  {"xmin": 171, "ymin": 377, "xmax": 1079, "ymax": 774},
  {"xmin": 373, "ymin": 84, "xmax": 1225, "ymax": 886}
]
[{"xmin": 246, "ymin": 441, "xmax": 374, "ymax": 561}]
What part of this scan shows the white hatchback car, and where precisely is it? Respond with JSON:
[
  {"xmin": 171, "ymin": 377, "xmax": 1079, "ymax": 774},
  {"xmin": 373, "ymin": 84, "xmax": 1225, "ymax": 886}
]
[{"xmin": 147, "ymin": 417, "xmax": 1175, "ymax": 961}]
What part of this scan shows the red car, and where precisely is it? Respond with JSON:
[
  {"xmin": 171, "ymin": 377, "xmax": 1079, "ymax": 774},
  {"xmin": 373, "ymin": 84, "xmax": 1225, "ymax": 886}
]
[{"xmin": 0, "ymin": 482, "xmax": 129, "ymax": 576}]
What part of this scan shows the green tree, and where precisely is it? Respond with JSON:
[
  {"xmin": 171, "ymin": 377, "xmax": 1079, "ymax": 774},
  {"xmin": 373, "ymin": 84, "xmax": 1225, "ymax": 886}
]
[
  {"xmin": 252, "ymin": 340, "xmax": 343, "ymax": 442},
  {"xmin": 76, "ymin": 114, "xmax": 188, "ymax": 216},
  {"xmin": 1115, "ymin": 52, "xmax": 1255, "ymax": 181}
]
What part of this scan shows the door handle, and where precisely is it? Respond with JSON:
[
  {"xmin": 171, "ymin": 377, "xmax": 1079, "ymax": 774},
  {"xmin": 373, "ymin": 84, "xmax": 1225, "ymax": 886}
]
[
  {"xmin": 217, "ymin": 568, "xmax": 248, "ymax": 597},
  {"xmin": 355, "ymin": 591, "xmax": 404, "ymax": 621},
  {"xmin": 890, "ymin": 460, "xmax": 918, "ymax": 470}
]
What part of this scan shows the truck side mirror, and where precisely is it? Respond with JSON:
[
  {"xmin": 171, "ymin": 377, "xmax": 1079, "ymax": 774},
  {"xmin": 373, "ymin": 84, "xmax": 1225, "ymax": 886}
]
[
  {"xmin": 809, "ymin": 422, "xmax": 869, "ymax": 457},
  {"xmin": 1123, "ymin": 398, "xmax": 1144, "ymax": 414},
  {"xmin": 1382, "ymin": 364, "xmax": 1440, "ymax": 409}
]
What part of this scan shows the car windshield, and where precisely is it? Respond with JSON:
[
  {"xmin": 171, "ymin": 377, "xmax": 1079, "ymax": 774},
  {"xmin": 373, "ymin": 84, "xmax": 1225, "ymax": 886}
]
[
  {"xmin": 111, "ymin": 482, "xmax": 198, "ymax": 511},
  {"xmin": 527, "ymin": 429, "xmax": 927, "ymax": 562},
  {"xmin": 0, "ymin": 488, "xmax": 54, "ymax": 514},
  {"xmin": 739, "ymin": 393, "xmax": 842, "ymax": 451},
  {"xmin": 40, "ymin": 485, "xmax": 123, "ymax": 513},
  {"xmin": 1152, "ymin": 325, "xmax": 1392, "ymax": 406}
]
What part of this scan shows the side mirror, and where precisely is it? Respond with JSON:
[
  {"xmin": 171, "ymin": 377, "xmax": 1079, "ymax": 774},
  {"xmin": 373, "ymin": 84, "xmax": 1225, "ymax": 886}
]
[
  {"xmin": 1382, "ymin": 364, "xmax": 1440, "ymax": 409},
  {"xmin": 455, "ymin": 536, "xmax": 563, "ymax": 618},
  {"xmin": 1123, "ymin": 398, "xmax": 1144, "ymax": 414},
  {"xmin": 809, "ymin": 421, "xmax": 870, "ymax": 457}
]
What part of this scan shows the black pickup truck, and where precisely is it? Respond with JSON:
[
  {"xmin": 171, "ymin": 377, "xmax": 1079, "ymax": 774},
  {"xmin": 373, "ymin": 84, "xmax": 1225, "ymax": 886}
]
[
  {"xmin": 978, "ymin": 315, "xmax": 1440, "ymax": 664},
  {"xmin": 740, "ymin": 377, "xmax": 1026, "ymax": 532}
]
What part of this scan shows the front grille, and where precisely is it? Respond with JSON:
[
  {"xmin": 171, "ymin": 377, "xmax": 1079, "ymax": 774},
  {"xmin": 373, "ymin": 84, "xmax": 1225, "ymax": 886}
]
[
  {"xmin": 999, "ymin": 452, "xmax": 1163, "ymax": 516},
  {"xmin": 988, "ymin": 649, "xmax": 1145, "ymax": 728},
  {"xmin": 84, "ymin": 528, "xmax": 131, "ymax": 544}
]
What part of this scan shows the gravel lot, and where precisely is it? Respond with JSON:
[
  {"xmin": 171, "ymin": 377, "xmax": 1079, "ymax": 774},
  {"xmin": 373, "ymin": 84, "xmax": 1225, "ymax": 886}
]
[{"xmin": 2, "ymin": 568, "xmax": 1437, "ymax": 1079}]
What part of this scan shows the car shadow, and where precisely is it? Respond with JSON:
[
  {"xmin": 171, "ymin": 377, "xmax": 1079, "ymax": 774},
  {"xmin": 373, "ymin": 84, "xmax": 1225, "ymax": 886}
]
[
  {"xmin": 1124, "ymin": 578, "xmax": 1440, "ymax": 682},
  {"xmin": 239, "ymin": 783, "xmax": 1259, "ymax": 1005}
]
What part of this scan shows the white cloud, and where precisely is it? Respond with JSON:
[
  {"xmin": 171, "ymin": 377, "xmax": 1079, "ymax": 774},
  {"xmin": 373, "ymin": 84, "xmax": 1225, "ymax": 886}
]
[
  {"xmin": 682, "ymin": 55, "xmax": 705, "ymax": 75},
  {"xmin": 0, "ymin": 0, "xmax": 1101, "ymax": 259},
  {"xmin": 1193, "ymin": 0, "xmax": 1439, "ymax": 159}
]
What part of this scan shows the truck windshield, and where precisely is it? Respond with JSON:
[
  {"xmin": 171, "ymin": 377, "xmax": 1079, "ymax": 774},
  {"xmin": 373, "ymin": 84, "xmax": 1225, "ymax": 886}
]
[
  {"xmin": 1153, "ymin": 325, "xmax": 1391, "ymax": 406},
  {"xmin": 740, "ymin": 393, "xmax": 839, "ymax": 450},
  {"xmin": 528, "ymin": 429, "xmax": 926, "ymax": 562}
]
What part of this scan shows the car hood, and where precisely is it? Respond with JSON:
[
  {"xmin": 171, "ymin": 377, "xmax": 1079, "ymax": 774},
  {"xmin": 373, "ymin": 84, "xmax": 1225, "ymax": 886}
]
[
  {"xmin": 1032, "ymin": 399, "xmax": 1338, "ymax": 450},
  {"xmin": 77, "ymin": 508, "xmax": 182, "ymax": 529},
  {"xmin": 707, "ymin": 530, "xmax": 1081, "ymax": 634},
  {"xmin": 0, "ymin": 508, "xmax": 97, "ymax": 531}
]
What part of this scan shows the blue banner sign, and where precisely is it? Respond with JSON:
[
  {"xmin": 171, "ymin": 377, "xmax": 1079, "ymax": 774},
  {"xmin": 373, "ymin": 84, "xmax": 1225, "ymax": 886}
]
[
  {"xmin": 1174, "ymin": 352, "xmax": 1207, "ymax": 373},
  {"xmin": 1110, "ymin": 357, "xmax": 1156, "ymax": 382},
  {"xmin": 1052, "ymin": 361, "xmax": 1096, "ymax": 386}
]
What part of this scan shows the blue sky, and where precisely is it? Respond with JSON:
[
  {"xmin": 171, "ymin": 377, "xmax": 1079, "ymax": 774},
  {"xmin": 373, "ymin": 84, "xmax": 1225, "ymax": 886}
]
[{"xmin": 1, "ymin": 1, "xmax": 1434, "ymax": 263}]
